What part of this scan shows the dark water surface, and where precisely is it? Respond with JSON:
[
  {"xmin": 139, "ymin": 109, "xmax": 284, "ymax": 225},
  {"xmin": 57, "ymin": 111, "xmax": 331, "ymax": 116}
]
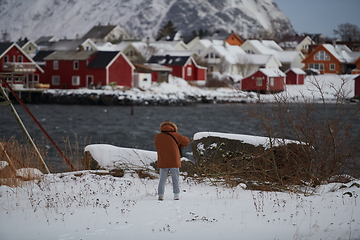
[{"xmin": 1, "ymin": 103, "xmax": 359, "ymax": 172}]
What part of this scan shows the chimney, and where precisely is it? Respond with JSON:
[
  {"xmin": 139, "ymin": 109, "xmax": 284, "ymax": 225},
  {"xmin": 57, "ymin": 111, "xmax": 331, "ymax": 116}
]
[
  {"xmin": 146, "ymin": 37, "xmax": 150, "ymax": 46},
  {"xmin": 332, "ymin": 39, "xmax": 336, "ymax": 47}
]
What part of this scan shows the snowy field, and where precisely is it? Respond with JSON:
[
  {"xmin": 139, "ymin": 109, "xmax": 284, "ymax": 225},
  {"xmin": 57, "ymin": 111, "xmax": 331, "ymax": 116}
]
[
  {"xmin": 1, "ymin": 133, "xmax": 360, "ymax": 240},
  {"xmin": 1, "ymin": 170, "xmax": 360, "ymax": 240},
  {"xmin": 1, "ymin": 74, "xmax": 360, "ymax": 239}
]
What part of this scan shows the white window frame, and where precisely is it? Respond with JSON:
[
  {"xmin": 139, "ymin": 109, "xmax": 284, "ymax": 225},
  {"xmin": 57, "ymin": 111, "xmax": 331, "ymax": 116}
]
[
  {"xmin": 53, "ymin": 61, "xmax": 59, "ymax": 70},
  {"xmin": 18, "ymin": 56, "xmax": 23, "ymax": 62},
  {"xmin": 52, "ymin": 76, "xmax": 60, "ymax": 85},
  {"xmin": 74, "ymin": 61, "xmax": 79, "ymax": 70},
  {"xmin": 314, "ymin": 51, "xmax": 330, "ymax": 60},
  {"xmin": 72, "ymin": 76, "xmax": 80, "ymax": 86},
  {"xmin": 330, "ymin": 64, "xmax": 335, "ymax": 71},
  {"xmin": 256, "ymin": 77, "xmax": 263, "ymax": 86},
  {"xmin": 187, "ymin": 67, "xmax": 192, "ymax": 76},
  {"xmin": 270, "ymin": 78, "xmax": 274, "ymax": 86},
  {"xmin": 309, "ymin": 63, "xmax": 324, "ymax": 70},
  {"xmin": 33, "ymin": 74, "xmax": 39, "ymax": 83}
]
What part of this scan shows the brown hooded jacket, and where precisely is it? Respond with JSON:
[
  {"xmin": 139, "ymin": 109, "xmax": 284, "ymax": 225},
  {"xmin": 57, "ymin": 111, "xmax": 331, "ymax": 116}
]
[{"xmin": 154, "ymin": 121, "xmax": 190, "ymax": 168}]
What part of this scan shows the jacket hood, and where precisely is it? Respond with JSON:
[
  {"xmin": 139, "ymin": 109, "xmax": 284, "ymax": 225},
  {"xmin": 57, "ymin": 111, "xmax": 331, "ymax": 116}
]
[{"xmin": 160, "ymin": 121, "xmax": 178, "ymax": 132}]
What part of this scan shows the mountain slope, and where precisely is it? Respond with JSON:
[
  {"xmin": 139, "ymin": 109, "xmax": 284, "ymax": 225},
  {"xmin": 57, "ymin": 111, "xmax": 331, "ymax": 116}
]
[{"xmin": 0, "ymin": 0, "xmax": 294, "ymax": 41}]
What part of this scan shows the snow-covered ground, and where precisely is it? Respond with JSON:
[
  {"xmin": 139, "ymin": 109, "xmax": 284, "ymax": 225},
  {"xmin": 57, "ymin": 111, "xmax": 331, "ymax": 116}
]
[
  {"xmin": 1, "ymin": 74, "xmax": 360, "ymax": 239},
  {"xmin": 1, "ymin": 132, "xmax": 360, "ymax": 240},
  {"xmin": 1, "ymin": 170, "xmax": 359, "ymax": 240}
]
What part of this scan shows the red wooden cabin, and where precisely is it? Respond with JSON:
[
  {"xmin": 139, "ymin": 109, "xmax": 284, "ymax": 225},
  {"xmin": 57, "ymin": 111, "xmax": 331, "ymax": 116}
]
[
  {"xmin": 147, "ymin": 55, "xmax": 207, "ymax": 86},
  {"xmin": 241, "ymin": 68, "xmax": 286, "ymax": 93},
  {"xmin": 285, "ymin": 68, "xmax": 305, "ymax": 85}
]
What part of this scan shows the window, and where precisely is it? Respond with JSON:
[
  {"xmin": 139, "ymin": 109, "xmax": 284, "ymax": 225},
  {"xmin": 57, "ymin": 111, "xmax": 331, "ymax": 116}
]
[
  {"xmin": 330, "ymin": 64, "xmax": 336, "ymax": 71},
  {"xmin": 53, "ymin": 61, "xmax": 59, "ymax": 70},
  {"xmin": 309, "ymin": 63, "xmax": 324, "ymax": 70},
  {"xmin": 74, "ymin": 61, "xmax": 79, "ymax": 70},
  {"xmin": 256, "ymin": 77, "xmax": 263, "ymax": 86},
  {"xmin": 205, "ymin": 52, "xmax": 220, "ymax": 59},
  {"xmin": 28, "ymin": 46, "xmax": 32, "ymax": 51},
  {"xmin": 33, "ymin": 74, "xmax": 39, "ymax": 83},
  {"xmin": 187, "ymin": 67, "xmax": 192, "ymax": 76},
  {"xmin": 18, "ymin": 56, "xmax": 23, "ymax": 62},
  {"xmin": 270, "ymin": 78, "xmax": 274, "ymax": 86},
  {"xmin": 4, "ymin": 56, "xmax": 8, "ymax": 63},
  {"xmin": 72, "ymin": 76, "xmax": 80, "ymax": 86},
  {"xmin": 52, "ymin": 76, "xmax": 60, "ymax": 85},
  {"xmin": 314, "ymin": 51, "xmax": 330, "ymax": 60}
]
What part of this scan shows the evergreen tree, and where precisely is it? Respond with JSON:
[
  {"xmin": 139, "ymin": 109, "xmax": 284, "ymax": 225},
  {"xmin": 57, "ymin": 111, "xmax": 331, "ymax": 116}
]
[{"xmin": 156, "ymin": 20, "xmax": 176, "ymax": 40}]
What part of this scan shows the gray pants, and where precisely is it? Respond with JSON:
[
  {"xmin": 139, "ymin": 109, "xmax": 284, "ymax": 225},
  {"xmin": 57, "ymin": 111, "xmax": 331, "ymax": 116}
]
[{"xmin": 158, "ymin": 168, "xmax": 180, "ymax": 195}]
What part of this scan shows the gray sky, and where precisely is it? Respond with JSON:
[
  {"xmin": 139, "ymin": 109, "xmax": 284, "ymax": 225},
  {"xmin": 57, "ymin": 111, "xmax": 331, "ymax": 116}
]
[{"xmin": 272, "ymin": 0, "xmax": 360, "ymax": 38}]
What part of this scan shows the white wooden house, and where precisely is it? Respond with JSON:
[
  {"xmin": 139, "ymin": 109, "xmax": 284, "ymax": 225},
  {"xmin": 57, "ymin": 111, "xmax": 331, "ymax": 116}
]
[{"xmin": 241, "ymin": 40, "xmax": 305, "ymax": 72}]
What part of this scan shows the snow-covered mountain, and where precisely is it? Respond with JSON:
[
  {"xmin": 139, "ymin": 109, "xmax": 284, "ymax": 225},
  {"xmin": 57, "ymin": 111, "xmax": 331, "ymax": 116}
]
[{"xmin": 0, "ymin": 0, "xmax": 295, "ymax": 42}]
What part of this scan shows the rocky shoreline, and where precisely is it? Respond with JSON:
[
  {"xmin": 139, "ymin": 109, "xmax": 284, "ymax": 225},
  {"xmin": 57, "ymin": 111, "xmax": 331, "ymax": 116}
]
[{"xmin": 9, "ymin": 89, "xmax": 251, "ymax": 106}]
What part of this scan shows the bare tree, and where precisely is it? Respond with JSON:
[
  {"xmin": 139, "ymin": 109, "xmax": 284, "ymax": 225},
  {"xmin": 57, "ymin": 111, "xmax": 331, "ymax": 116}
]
[
  {"xmin": 134, "ymin": 44, "xmax": 159, "ymax": 64},
  {"xmin": 234, "ymin": 54, "xmax": 257, "ymax": 77},
  {"xmin": 334, "ymin": 23, "xmax": 360, "ymax": 41}
]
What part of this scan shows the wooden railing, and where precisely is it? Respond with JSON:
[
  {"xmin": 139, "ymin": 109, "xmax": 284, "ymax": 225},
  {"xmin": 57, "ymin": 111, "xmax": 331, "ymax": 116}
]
[{"xmin": 3, "ymin": 62, "xmax": 36, "ymax": 73}]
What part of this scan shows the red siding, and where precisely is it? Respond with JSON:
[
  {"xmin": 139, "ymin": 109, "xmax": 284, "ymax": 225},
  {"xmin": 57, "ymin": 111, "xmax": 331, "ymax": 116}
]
[
  {"xmin": 1, "ymin": 45, "xmax": 43, "ymax": 87},
  {"xmin": 44, "ymin": 52, "xmax": 134, "ymax": 89},
  {"xmin": 241, "ymin": 71, "xmax": 285, "ymax": 92},
  {"xmin": 170, "ymin": 66, "xmax": 184, "ymax": 79},
  {"xmin": 45, "ymin": 60, "xmax": 89, "ymax": 89},
  {"xmin": 164, "ymin": 59, "xmax": 206, "ymax": 83},
  {"xmin": 286, "ymin": 70, "xmax": 305, "ymax": 85},
  {"xmin": 355, "ymin": 75, "xmax": 360, "ymax": 98},
  {"xmin": 109, "ymin": 54, "xmax": 133, "ymax": 87}
]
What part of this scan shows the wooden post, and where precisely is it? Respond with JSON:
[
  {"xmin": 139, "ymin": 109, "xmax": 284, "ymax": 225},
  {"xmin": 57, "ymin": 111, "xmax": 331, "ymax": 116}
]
[
  {"xmin": 2, "ymin": 80, "xmax": 78, "ymax": 172},
  {"xmin": 0, "ymin": 84, "xmax": 50, "ymax": 174}
]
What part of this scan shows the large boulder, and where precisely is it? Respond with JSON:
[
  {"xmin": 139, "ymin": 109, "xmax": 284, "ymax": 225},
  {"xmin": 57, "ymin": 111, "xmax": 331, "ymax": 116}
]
[{"xmin": 190, "ymin": 132, "xmax": 311, "ymax": 185}]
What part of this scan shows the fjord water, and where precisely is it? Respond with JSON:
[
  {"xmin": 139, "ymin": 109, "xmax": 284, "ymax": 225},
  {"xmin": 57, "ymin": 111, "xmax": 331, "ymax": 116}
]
[{"xmin": 1, "ymin": 103, "xmax": 359, "ymax": 172}]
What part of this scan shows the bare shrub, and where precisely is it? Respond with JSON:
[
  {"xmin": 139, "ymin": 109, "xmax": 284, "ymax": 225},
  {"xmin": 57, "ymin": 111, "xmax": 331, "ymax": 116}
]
[{"xmin": 186, "ymin": 75, "xmax": 360, "ymax": 192}]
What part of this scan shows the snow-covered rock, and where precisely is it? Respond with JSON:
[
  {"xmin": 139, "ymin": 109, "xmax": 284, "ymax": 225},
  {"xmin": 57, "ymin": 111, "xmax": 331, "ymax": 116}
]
[{"xmin": 16, "ymin": 168, "xmax": 43, "ymax": 181}]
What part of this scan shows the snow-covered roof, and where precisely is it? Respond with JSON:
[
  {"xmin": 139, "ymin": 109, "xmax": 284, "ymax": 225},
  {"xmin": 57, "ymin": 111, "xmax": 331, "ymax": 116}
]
[
  {"xmin": 243, "ymin": 40, "xmax": 282, "ymax": 55},
  {"xmin": 321, "ymin": 44, "xmax": 359, "ymax": 63},
  {"xmin": 235, "ymin": 54, "xmax": 279, "ymax": 66},
  {"xmin": 261, "ymin": 40, "xmax": 283, "ymax": 51},
  {"xmin": 259, "ymin": 68, "xmax": 286, "ymax": 77},
  {"xmin": 275, "ymin": 50, "xmax": 303, "ymax": 63},
  {"xmin": 285, "ymin": 68, "xmax": 306, "ymax": 75},
  {"xmin": 202, "ymin": 44, "xmax": 245, "ymax": 64}
]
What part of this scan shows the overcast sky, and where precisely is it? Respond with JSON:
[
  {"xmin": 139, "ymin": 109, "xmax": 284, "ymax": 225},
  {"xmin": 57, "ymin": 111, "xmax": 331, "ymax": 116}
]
[{"xmin": 272, "ymin": 0, "xmax": 360, "ymax": 38}]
